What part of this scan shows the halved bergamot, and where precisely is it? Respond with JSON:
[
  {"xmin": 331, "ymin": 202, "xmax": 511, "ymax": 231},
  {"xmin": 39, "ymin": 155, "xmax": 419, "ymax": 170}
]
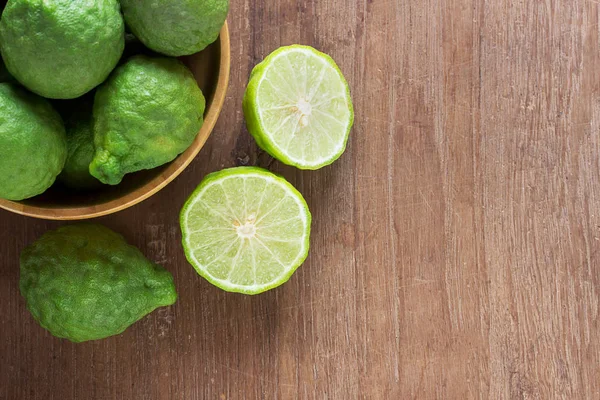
[
  {"xmin": 243, "ymin": 45, "xmax": 354, "ymax": 169},
  {"xmin": 180, "ymin": 167, "xmax": 311, "ymax": 294}
]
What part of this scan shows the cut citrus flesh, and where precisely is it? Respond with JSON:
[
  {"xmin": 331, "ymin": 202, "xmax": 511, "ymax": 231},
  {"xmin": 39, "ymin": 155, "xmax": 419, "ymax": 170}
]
[
  {"xmin": 180, "ymin": 167, "xmax": 311, "ymax": 294},
  {"xmin": 243, "ymin": 45, "xmax": 354, "ymax": 169}
]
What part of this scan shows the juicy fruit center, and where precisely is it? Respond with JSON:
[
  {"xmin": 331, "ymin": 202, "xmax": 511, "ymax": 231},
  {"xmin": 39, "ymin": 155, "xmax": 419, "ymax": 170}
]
[
  {"xmin": 295, "ymin": 98, "xmax": 312, "ymax": 127},
  {"xmin": 235, "ymin": 214, "xmax": 257, "ymax": 238}
]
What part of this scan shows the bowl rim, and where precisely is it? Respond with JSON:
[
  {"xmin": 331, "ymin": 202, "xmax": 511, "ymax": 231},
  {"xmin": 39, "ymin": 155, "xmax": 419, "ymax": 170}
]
[{"xmin": 0, "ymin": 22, "xmax": 231, "ymax": 221}]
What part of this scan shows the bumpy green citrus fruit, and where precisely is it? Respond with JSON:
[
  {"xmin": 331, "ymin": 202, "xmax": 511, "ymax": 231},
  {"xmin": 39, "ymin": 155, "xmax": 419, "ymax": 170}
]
[
  {"xmin": 0, "ymin": 83, "xmax": 66, "ymax": 201},
  {"xmin": 120, "ymin": 0, "xmax": 229, "ymax": 56},
  {"xmin": 0, "ymin": 0, "xmax": 125, "ymax": 99},
  {"xmin": 90, "ymin": 55, "xmax": 205, "ymax": 185},
  {"xmin": 57, "ymin": 100, "xmax": 103, "ymax": 190},
  {"xmin": 20, "ymin": 224, "xmax": 178, "ymax": 343}
]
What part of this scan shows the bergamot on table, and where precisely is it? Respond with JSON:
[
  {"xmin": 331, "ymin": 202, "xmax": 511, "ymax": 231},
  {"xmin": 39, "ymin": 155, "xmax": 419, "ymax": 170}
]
[
  {"xmin": 180, "ymin": 167, "xmax": 311, "ymax": 295},
  {"xmin": 20, "ymin": 224, "xmax": 177, "ymax": 343},
  {"xmin": 243, "ymin": 45, "xmax": 354, "ymax": 170}
]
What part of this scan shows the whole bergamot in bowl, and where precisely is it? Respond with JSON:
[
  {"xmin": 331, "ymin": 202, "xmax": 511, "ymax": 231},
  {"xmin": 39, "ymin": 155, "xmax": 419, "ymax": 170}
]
[
  {"xmin": 120, "ymin": 0, "xmax": 229, "ymax": 56},
  {"xmin": 0, "ymin": 0, "xmax": 125, "ymax": 99},
  {"xmin": 90, "ymin": 55, "xmax": 206, "ymax": 185},
  {"xmin": 0, "ymin": 83, "xmax": 66, "ymax": 201},
  {"xmin": 20, "ymin": 224, "xmax": 178, "ymax": 343}
]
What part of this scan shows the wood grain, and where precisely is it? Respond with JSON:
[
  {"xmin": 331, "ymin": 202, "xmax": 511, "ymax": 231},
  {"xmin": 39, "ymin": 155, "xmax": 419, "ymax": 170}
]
[{"xmin": 1, "ymin": 0, "xmax": 599, "ymax": 398}]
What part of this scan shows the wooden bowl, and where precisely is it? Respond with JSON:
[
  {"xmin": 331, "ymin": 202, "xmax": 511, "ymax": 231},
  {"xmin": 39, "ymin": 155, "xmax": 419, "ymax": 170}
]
[{"xmin": 0, "ymin": 23, "xmax": 230, "ymax": 220}]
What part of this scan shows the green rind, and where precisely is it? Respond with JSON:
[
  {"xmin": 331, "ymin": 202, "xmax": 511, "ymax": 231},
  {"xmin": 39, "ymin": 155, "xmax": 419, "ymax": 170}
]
[
  {"xmin": 90, "ymin": 55, "xmax": 206, "ymax": 185},
  {"xmin": 120, "ymin": 0, "xmax": 229, "ymax": 56},
  {"xmin": 243, "ymin": 45, "xmax": 354, "ymax": 170},
  {"xmin": 0, "ymin": 0, "xmax": 125, "ymax": 99},
  {"xmin": 0, "ymin": 83, "xmax": 67, "ymax": 201},
  {"xmin": 180, "ymin": 166, "xmax": 312, "ymax": 295},
  {"xmin": 20, "ymin": 224, "xmax": 177, "ymax": 343}
]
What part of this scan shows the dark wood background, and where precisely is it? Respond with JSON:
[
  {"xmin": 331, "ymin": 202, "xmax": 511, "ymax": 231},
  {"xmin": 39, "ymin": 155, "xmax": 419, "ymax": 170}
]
[{"xmin": 2, "ymin": 0, "xmax": 600, "ymax": 398}]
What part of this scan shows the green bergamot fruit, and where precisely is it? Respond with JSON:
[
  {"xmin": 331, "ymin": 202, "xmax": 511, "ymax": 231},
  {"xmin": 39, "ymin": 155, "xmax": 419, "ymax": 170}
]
[
  {"xmin": 20, "ymin": 224, "xmax": 178, "ymax": 343},
  {"xmin": 0, "ymin": 83, "xmax": 66, "ymax": 201},
  {"xmin": 120, "ymin": 0, "xmax": 229, "ymax": 56},
  {"xmin": 0, "ymin": 0, "xmax": 125, "ymax": 99},
  {"xmin": 90, "ymin": 55, "xmax": 205, "ymax": 185}
]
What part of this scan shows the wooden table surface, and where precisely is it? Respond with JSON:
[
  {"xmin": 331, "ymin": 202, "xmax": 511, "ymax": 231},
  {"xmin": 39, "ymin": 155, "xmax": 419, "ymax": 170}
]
[{"xmin": 2, "ymin": 0, "xmax": 600, "ymax": 399}]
